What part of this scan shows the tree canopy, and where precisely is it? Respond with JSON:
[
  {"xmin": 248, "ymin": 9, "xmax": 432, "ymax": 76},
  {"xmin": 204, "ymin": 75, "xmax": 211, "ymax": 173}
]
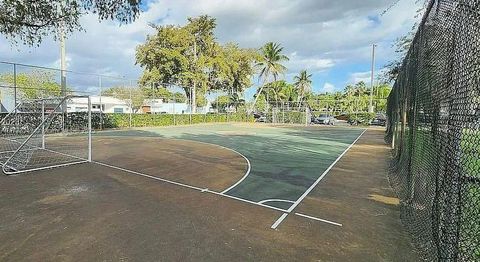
[
  {"xmin": 293, "ymin": 70, "xmax": 312, "ymax": 105},
  {"xmin": 253, "ymin": 42, "xmax": 289, "ymax": 107},
  {"xmin": 0, "ymin": 0, "xmax": 141, "ymax": 45},
  {"xmin": 0, "ymin": 70, "xmax": 64, "ymax": 99},
  {"xmin": 135, "ymin": 15, "xmax": 257, "ymax": 110}
]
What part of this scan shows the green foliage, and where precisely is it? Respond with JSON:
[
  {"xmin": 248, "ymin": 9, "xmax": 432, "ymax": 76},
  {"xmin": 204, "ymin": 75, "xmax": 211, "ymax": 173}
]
[
  {"xmin": 256, "ymin": 42, "xmax": 289, "ymax": 83},
  {"xmin": 347, "ymin": 112, "xmax": 376, "ymax": 125},
  {"xmin": 0, "ymin": 70, "xmax": 64, "ymax": 99},
  {"xmin": 142, "ymin": 86, "xmax": 186, "ymax": 102},
  {"xmin": 266, "ymin": 111, "xmax": 306, "ymax": 124},
  {"xmin": 306, "ymin": 82, "xmax": 391, "ymax": 114},
  {"xmin": 293, "ymin": 70, "xmax": 313, "ymax": 105},
  {"xmin": 136, "ymin": 15, "xmax": 256, "ymax": 108},
  {"xmin": 0, "ymin": 0, "xmax": 141, "ymax": 46},
  {"xmin": 254, "ymin": 42, "xmax": 289, "ymax": 106},
  {"xmin": 94, "ymin": 112, "xmax": 254, "ymax": 128}
]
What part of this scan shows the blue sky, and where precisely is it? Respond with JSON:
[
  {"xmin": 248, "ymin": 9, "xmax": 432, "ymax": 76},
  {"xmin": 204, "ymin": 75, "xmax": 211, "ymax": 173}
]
[{"xmin": 0, "ymin": 0, "xmax": 423, "ymax": 100}]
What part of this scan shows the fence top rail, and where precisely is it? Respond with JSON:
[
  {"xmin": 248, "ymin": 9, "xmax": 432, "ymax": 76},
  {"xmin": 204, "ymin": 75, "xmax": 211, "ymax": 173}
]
[{"xmin": 0, "ymin": 60, "xmax": 135, "ymax": 82}]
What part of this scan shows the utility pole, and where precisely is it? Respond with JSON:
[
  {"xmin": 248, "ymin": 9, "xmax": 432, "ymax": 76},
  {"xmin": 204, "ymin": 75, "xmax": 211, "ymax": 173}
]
[
  {"xmin": 369, "ymin": 44, "xmax": 376, "ymax": 113},
  {"xmin": 192, "ymin": 38, "xmax": 197, "ymax": 114},
  {"xmin": 60, "ymin": 25, "xmax": 66, "ymax": 95},
  {"xmin": 60, "ymin": 21, "xmax": 67, "ymax": 132}
]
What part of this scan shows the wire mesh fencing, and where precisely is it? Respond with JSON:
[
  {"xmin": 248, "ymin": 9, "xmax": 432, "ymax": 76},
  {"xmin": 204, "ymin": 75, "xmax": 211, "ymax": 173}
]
[
  {"xmin": 0, "ymin": 96, "xmax": 91, "ymax": 174},
  {"xmin": 385, "ymin": 0, "xmax": 479, "ymax": 260}
]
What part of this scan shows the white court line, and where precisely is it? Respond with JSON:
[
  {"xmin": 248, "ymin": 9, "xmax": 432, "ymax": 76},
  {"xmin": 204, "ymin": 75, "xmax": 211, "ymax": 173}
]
[
  {"xmin": 92, "ymin": 160, "xmax": 289, "ymax": 213},
  {"xmin": 3, "ymin": 160, "xmax": 88, "ymax": 175},
  {"xmin": 258, "ymin": 199, "xmax": 296, "ymax": 205},
  {"xmin": 270, "ymin": 128, "xmax": 367, "ymax": 229},
  {"xmin": 295, "ymin": 213, "xmax": 342, "ymax": 227},
  {"xmin": 271, "ymin": 213, "xmax": 288, "ymax": 229},
  {"xmin": 95, "ymin": 135, "xmax": 252, "ymax": 195},
  {"xmin": 93, "ymin": 161, "xmax": 207, "ymax": 191},
  {"xmin": 161, "ymin": 138, "xmax": 252, "ymax": 195}
]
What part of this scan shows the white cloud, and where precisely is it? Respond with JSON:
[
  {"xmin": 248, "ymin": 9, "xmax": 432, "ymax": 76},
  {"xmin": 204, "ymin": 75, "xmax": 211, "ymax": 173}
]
[
  {"xmin": 0, "ymin": 0, "xmax": 422, "ymax": 94},
  {"xmin": 287, "ymin": 52, "xmax": 335, "ymax": 73},
  {"xmin": 349, "ymin": 71, "xmax": 371, "ymax": 84},
  {"xmin": 322, "ymin": 82, "xmax": 335, "ymax": 93}
]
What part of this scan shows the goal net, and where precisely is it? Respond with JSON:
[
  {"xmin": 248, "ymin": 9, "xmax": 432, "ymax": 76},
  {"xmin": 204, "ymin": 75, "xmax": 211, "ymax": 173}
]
[{"xmin": 0, "ymin": 96, "xmax": 91, "ymax": 174}]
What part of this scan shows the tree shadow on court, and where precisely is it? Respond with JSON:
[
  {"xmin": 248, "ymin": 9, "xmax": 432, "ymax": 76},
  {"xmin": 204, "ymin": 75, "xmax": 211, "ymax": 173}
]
[{"xmin": 277, "ymin": 126, "xmax": 365, "ymax": 144}]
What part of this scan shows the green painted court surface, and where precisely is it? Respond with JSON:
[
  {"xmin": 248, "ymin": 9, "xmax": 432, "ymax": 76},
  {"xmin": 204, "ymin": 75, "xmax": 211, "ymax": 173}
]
[{"xmin": 97, "ymin": 123, "xmax": 365, "ymax": 210}]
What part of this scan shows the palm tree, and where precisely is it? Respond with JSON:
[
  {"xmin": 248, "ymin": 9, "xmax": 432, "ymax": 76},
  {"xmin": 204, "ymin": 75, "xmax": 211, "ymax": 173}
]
[
  {"xmin": 253, "ymin": 42, "xmax": 289, "ymax": 111},
  {"xmin": 294, "ymin": 70, "xmax": 312, "ymax": 109}
]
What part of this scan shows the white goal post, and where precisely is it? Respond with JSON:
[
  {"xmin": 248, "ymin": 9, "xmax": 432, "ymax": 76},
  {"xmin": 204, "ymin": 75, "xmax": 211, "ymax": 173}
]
[{"xmin": 0, "ymin": 96, "xmax": 92, "ymax": 174}]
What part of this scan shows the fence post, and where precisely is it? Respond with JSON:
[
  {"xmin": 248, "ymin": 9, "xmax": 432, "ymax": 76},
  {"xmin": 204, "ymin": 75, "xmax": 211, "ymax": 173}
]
[
  {"xmin": 41, "ymin": 99, "xmax": 45, "ymax": 149},
  {"xmin": 99, "ymin": 76, "xmax": 103, "ymax": 130},
  {"xmin": 13, "ymin": 64, "xmax": 17, "ymax": 112},
  {"xmin": 173, "ymin": 99, "xmax": 176, "ymax": 125},
  {"xmin": 88, "ymin": 96, "xmax": 92, "ymax": 162},
  {"xmin": 305, "ymin": 105, "xmax": 308, "ymax": 127},
  {"xmin": 129, "ymin": 80, "xmax": 132, "ymax": 128}
]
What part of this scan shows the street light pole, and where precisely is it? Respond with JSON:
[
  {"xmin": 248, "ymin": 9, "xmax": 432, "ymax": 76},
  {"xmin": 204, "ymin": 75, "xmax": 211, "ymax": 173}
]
[{"xmin": 369, "ymin": 43, "xmax": 376, "ymax": 113}]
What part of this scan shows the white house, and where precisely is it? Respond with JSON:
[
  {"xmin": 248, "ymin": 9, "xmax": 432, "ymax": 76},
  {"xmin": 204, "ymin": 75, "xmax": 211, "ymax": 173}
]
[
  {"xmin": 64, "ymin": 96, "xmax": 216, "ymax": 115},
  {"xmin": 67, "ymin": 96, "xmax": 133, "ymax": 113},
  {"xmin": 142, "ymin": 99, "xmax": 189, "ymax": 114},
  {"xmin": 142, "ymin": 99, "xmax": 214, "ymax": 114}
]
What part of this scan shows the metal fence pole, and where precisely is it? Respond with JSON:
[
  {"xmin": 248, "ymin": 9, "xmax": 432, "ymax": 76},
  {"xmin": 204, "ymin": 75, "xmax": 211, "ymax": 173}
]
[
  {"xmin": 173, "ymin": 98, "xmax": 176, "ymax": 125},
  {"xmin": 99, "ymin": 76, "xmax": 103, "ymax": 130},
  {"xmin": 13, "ymin": 64, "xmax": 16, "ymax": 113},
  {"xmin": 129, "ymin": 80, "xmax": 132, "ymax": 128},
  {"xmin": 88, "ymin": 96, "xmax": 92, "ymax": 162},
  {"xmin": 305, "ymin": 104, "xmax": 308, "ymax": 127},
  {"xmin": 41, "ymin": 99, "xmax": 45, "ymax": 149}
]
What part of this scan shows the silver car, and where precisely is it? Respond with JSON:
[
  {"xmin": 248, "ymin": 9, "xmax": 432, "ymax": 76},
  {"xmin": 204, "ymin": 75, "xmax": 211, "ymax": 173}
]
[{"xmin": 314, "ymin": 114, "xmax": 335, "ymax": 125}]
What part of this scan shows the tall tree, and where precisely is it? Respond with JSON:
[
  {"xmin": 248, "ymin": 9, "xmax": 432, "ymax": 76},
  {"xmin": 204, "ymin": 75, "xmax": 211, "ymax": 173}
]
[
  {"xmin": 0, "ymin": 0, "xmax": 141, "ymax": 46},
  {"xmin": 253, "ymin": 42, "xmax": 289, "ymax": 110},
  {"xmin": 0, "ymin": 70, "xmax": 64, "ymax": 99},
  {"xmin": 136, "ymin": 15, "xmax": 256, "ymax": 113},
  {"xmin": 293, "ymin": 70, "xmax": 312, "ymax": 108}
]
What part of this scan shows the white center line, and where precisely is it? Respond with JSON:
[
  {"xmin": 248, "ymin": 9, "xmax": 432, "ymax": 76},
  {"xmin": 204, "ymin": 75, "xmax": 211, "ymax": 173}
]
[
  {"xmin": 271, "ymin": 213, "xmax": 288, "ymax": 229},
  {"xmin": 269, "ymin": 128, "xmax": 367, "ymax": 229},
  {"xmin": 295, "ymin": 212, "xmax": 342, "ymax": 227}
]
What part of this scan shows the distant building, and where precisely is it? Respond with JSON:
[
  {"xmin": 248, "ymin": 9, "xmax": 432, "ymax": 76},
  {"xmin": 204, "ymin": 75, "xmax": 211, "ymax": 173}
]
[
  {"xmin": 141, "ymin": 99, "xmax": 188, "ymax": 114},
  {"xmin": 67, "ymin": 96, "xmax": 133, "ymax": 113}
]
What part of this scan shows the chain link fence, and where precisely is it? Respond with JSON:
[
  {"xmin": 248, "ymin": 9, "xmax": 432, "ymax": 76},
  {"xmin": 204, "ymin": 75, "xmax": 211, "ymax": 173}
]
[
  {"xmin": 0, "ymin": 61, "xmax": 317, "ymax": 128},
  {"xmin": 385, "ymin": 0, "xmax": 479, "ymax": 260}
]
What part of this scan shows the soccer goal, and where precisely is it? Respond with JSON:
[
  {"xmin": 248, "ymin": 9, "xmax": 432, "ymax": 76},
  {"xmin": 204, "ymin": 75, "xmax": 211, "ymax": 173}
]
[{"xmin": 0, "ymin": 96, "xmax": 92, "ymax": 174}]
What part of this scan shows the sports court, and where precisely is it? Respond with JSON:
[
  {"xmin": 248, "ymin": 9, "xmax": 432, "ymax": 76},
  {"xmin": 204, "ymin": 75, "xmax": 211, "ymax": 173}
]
[
  {"xmin": 95, "ymin": 123, "xmax": 365, "ymax": 213},
  {"xmin": 0, "ymin": 123, "xmax": 418, "ymax": 261}
]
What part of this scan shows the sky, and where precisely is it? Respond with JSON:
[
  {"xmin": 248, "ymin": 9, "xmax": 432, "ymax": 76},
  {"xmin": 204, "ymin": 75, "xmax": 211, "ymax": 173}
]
[{"xmin": 0, "ymin": 0, "xmax": 423, "ymax": 99}]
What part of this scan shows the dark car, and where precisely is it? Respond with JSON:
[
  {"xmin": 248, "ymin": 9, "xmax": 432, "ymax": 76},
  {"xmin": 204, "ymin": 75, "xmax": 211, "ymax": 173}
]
[
  {"xmin": 370, "ymin": 113, "xmax": 386, "ymax": 126},
  {"xmin": 254, "ymin": 113, "xmax": 267, "ymax": 123}
]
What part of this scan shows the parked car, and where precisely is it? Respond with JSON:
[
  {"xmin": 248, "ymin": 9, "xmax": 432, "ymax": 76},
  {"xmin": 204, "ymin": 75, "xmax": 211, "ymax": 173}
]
[
  {"xmin": 254, "ymin": 112, "xmax": 267, "ymax": 123},
  {"xmin": 314, "ymin": 114, "xmax": 335, "ymax": 125},
  {"xmin": 370, "ymin": 113, "xmax": 387, "ymax": 126},
  {"xmin": 335, "ymin": 113, "xmax": 348, "ymax": 121}
]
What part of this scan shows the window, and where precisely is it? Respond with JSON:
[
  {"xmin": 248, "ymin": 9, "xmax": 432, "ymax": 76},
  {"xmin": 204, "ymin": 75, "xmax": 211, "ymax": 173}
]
[{"xmin": 113, "ymin": 108, "xmax": 124, "ymax": 113}]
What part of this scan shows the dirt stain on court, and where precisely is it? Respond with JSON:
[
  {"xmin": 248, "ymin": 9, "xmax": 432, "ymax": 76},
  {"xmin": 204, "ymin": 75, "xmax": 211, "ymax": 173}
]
[{"xmin": 368, "ymin": 194, "xmax": 400, "ymax": 206}]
